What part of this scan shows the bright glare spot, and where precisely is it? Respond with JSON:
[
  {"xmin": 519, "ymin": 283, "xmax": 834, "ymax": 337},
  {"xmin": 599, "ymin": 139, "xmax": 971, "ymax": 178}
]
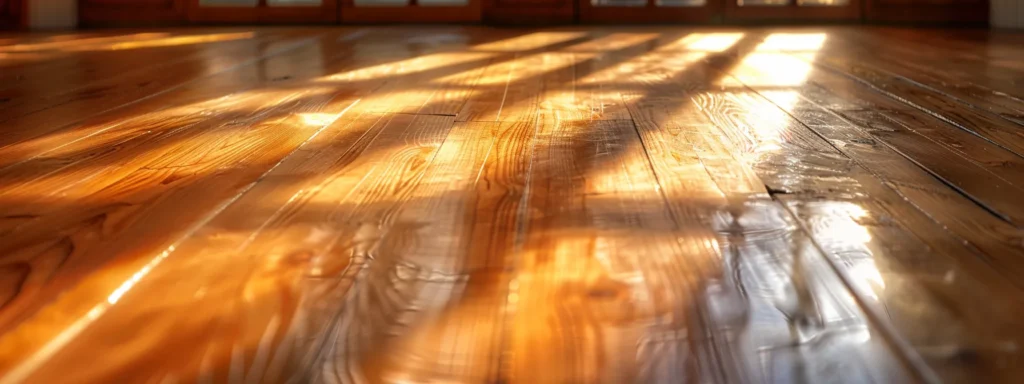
[
  {"xmin": 852, "ymin": 260, "xmax": 887, "ymax": 291},
  {"xmin": 564, "ymin": 33, "xmax": 660, "ymax": 52},
  {"xmin": 758, "ymin": 33, "xmax": 828, "ymax": 52},
  {"xmin": 105, "ymin": 33, "xmax": 256, "ymax": 51},
  {"xmin": 721, "ymin": 33, "xmax": 827, "ymax": 88},
  {"xmin": 298, "ymin": 112, "xmax": 338, "ymax": 126},
  {"xmin": 0, "ymin": 33, "xmax": 171, "ymax": 52},
  {"xmin": 663, "ymin": 33, "xmax": 745, "ymax": 53},
  {"xmin": 320, "ymin": 52, "xmax": 493, "ymax": 82},
  {"xmin": 107, "ymin": 245, "xmax": 175, "ymax": 305},
  {"xmin": 578, "ymin": 34, "xmax": 732, "ymax": 84},
  {"xmin": 732, "ymin": 54, "xmax": 816, "ymax": 87},
  {"xmin": 471, "ymin": 32, "xmax": 588, "ymax": 52},
  {"xmin": 820, "ymin": 202, "xmax": 873, "ymax": 245}
]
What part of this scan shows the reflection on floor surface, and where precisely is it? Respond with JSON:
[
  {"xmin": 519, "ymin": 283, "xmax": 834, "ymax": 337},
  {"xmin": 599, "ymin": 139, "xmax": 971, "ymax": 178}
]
[{"xmin": 1, "ymin": 26, "xmax": 1023, "ymax": 383}]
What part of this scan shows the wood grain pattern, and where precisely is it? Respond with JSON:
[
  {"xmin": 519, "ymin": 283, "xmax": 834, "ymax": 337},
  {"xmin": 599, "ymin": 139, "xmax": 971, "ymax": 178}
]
[
  {"xmin": 623, "ymin": 91, "xmax": 918, "ymax": 383},
  {"xmin": 508, "ymin": 118, "xmax": 701, "ymax": 383},
  {"xmin": 704, "ymin": 43, "xmax": 1024, "ymax": 381},
  {"xmin": 715, "ymin": 44, "xmax": 1024, "ymax": 266},
  {"xmin": 0, "ymin": 32, "xmax": 325, "ymax": 158},
  {"xmin": 313, "ymin": 117, "xmax": 498, "ymax": 383},
  {"xmin": 805, "ymin": 54, "xmax": 1024, "ymax": 156},
  {"xmin": 2, "ymin": 26, "xmax": 1024, "ymax": 384},
  {"xmin": 0, "ymin": 30, "xmax": 305, "ymax": 115},
  {"xmin": 818, "ymin": 31, "xmax": 1024, "ymax": 126}
]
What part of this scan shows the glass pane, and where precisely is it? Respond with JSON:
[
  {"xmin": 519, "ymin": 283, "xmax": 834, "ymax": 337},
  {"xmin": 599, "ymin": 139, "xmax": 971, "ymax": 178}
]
[
  {"xmin": 267, "ymin": 0, "xmax": 323, "ymax": 5},
  {"xmin": 797, "ymin": 0, "xmax": 848, "ymax": 5},
  {"xmin": 655, "ymin": 0, "xmax": 705, "ymax": 6},
  {"xmin": 737, "ymin": 0, "xmax": 788, "ymax": 5},
  {"xmin": 592, "ymin": 0, "xmax": 646, "ymax": 6},
  {"xmin": 200, "ymin": 0, "xmax": 257, "ymax": 6},
  {"xmin": 353, "ymin": 0, "xmax": 409, "ymax": 6},
  {"xmin": 419, "ymin": 0, "xmax": 469, "ymax": 5}
]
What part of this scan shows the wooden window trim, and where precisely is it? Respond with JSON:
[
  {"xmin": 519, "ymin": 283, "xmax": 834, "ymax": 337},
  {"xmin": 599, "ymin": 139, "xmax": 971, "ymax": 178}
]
[{"xmin": 339, "ymin": 0, "xmax": 482, "ymax": 23}]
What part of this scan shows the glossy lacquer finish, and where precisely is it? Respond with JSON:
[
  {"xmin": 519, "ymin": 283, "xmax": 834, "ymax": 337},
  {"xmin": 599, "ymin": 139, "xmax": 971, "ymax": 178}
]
[{"xmin": 0, "ymin": 27, "xmax": 1023, "ymax": 383}]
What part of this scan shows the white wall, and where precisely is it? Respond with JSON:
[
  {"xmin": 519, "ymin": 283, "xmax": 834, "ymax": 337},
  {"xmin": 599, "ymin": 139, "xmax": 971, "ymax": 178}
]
[
  {"xmin": 992, "ymin": 0, "xmax": 1024, "ymax": 28},
  {"xmin": 27, "ymin": 0, "xmax": 77, "ymax": 29}
]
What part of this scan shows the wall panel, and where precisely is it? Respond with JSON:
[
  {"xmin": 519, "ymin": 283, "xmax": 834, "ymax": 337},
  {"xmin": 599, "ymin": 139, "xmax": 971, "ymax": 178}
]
[
  {"xmin": 79, "ymin": 0, "xmax": 186, "ymax": 26},
  {"xmin": 991, "ymin": 0, "xmax": 1022, "ymax": 28},
  {"xmin": 866, "ymin": 0, "xmax": 989, "ymax": 24},
  {"xmin": 483, "ymin": 0, "xmax": 573, "ymax": 24},
  {"xmin": 1, "ymin": 0, "xmax": 25, "ymax": 28}
]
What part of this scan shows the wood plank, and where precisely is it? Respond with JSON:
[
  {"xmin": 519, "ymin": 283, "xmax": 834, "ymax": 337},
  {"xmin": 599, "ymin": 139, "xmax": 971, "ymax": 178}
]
[
  {"xmin": 713, "ymin": 58, "xmax": 1024, "ymax": 281},
  {"xmin": 0, "ymin": 29, "xmax": 288, "ymax": 93},
  {"xmin": 713, "ymin": 61, "xmax": 1024, "ymax": 281},
  {"xmin": 537, "ymin": 33, "xmax": 663, "ymax": 121},
  {"xmin": 457, "ymin": 52, "xmax": 547, "ymax": 123},
  {"xmin": 633, "ymin": 36, "xmax": 1021, "ymax": 378},
  {"xmin": 0, "ymin": 113, "xmax": 456, "ymax": 383},
  {"xmin": 683, "ymin": 91, "xmax": 963, "ymax": 382},
  {"xmin": 0, "ymin": 88, "xmax": 360, "ymax": 353},
  {"xmin": 0, "ymin": 27, "xmax": 466, "ymax": 366},
  {"xmin": 0, "ymin": 33, "xmax": 326, "ymax": 151},
  {"xmin": 512, "ymin": 106, "xmax": 917, "ymax": 383},
  {"xmin": 535, "ymin": 51, "xmax": 599, "ymax": 121},
  {"xmin": 815, "ymin": 32, "xmax": 1024, "ymax": 127},
  {"xmin": 0, "ymin": 88, "xmax": 375, "ymax": 235},
  {"xmin": 804, "ymin": 52, "xmax": 1024, "ymax": 156},
  {"xmin": 457, "ymin": 32, "xmax": 657, "ymax": 123},
  {"xmin": 699, "ymin": 55, "xmax": 1024, "ymax": 380},
  {"xmin": 834, "ymin": 28, "xmax": 1024, "ymax": 100},
  {"xmin": 342, "ymin": 51, "xmax": 498, "ymax": 116},
  {"xmin": 1, "ymin": 26, "xmax": 1024, "ymax": 384},
  {"xmin": 721, "ymin": 44, "xmax": 1024, "ymax": 226},
  {"xmin": 313, "ymin": 118, "xmax": 500, "ymax": 383},
  {"xmin": 543, "ymin": 34, "xmax": 928, "ymax": 381},
  {"xmin": 0, "ymin": 28, "xmax": 445, "ymax": 169},
  {"xmin": 866, "ymin": 28, "xmax": 1024, "ymax": 66},
  {"xmin": 314, "ymin": 118, "xmax": 539, "ymax": 383},
  {"xmin": 785, "ymin": 103, "xmax": 1024, "ymax": 286},
  {"xmin": 780, "ymin": 190, "xmax": 1024, "ymax": 383},
  {"xmin": 508, "ymin": 118, "xmax": 707, "ymax": 383}
]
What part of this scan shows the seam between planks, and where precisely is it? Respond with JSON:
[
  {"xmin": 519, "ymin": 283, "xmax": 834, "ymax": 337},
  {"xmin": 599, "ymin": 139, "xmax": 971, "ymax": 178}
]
[
  {"xmin": 786, "ymin": 51, "xmax": 1024, "ymax": 161},
  {"xmin": 0, "ymin": 97, "xmax": 364, "ymax": 384},
  {"xmin": 0, "ymin": 31, "xmax": 332, "ymax": 168},
  {"xmin": 700, "ymin": 61, "xmax": 944, "ymax": 384}
]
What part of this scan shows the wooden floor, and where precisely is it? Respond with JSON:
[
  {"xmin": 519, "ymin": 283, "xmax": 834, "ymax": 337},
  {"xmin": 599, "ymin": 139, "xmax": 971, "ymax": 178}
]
[{"xmin": 0, "ymin": 26, "xmax": 1023, "ymax": 383}]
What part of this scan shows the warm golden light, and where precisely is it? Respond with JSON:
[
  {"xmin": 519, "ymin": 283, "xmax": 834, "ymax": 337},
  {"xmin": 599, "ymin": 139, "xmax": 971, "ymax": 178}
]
[
  {"xmin": 104, "ymin": 32, "xmax": 256, "ymax": 50},
  {"xmin": 719, "ymin": 33, "xmax": 826, "ymax": 88},
  {"xmin": 0, "ymin": 33, "xmax": 171, "ymax": 52},
  {"xmin": 298, "ymin": 112, "xmax": 341, "ymax": 126},
  {"xmin": 758, "ymin": 33, "xmax": 828, "ymax": 52},
  {"xmin": 702, "ymin": 33, "xmax": 828, "ymax": 168},
  {"xmin": 3, "ymin": 24, "xmax": 966, "ymax": 384},
  {"xmin": 659, "ymin": 32, "xmax": 746, "ymax": 52},
  {"xmin": 470, "ymin": 32, "xmax": 588, "ymax": 52},
  {"xmin": 319, "ymin": 52, "xmax": 494, "ymax": 82},
  {"xmin": 579, "ymin": 33, "xmax": 745, "ymax": 87},
  {"xmin": 564, "ymin": 33, "xmax": 660, "ymax": 52},
  {"xmin": 0, "ymin": 32, "xmax": 255, "ymax": 53}
]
